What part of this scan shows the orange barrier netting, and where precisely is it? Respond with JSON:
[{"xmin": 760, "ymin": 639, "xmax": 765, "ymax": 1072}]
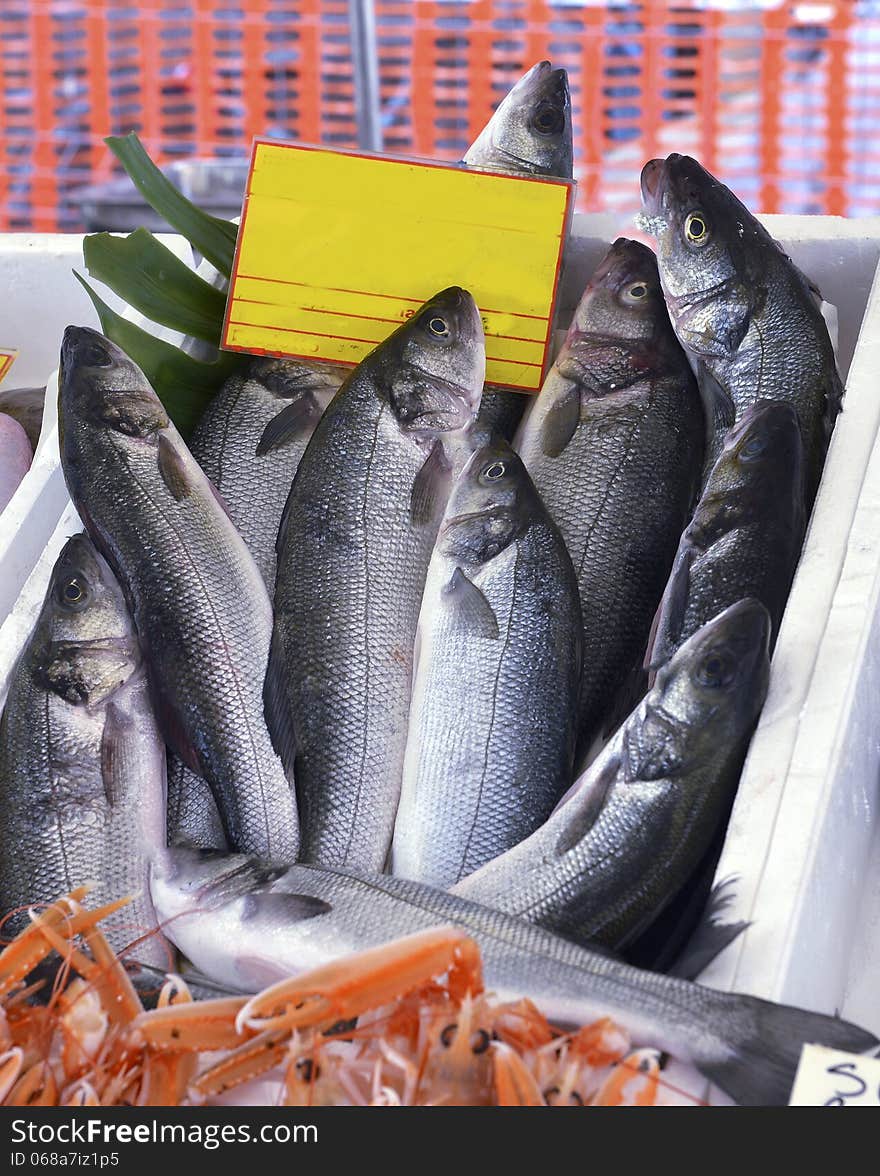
[{"xmin": 0, "ymin": 1, "xmax": 876, "ymax": 232}]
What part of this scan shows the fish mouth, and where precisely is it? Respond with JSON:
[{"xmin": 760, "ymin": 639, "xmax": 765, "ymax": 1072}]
[
  {"xmin": 443, "ymin": 505, "xmax": 508, "ymax": 531},
  {"xmin": 640, "ymin": 157, "xmax": 668, "ymax": 212}
]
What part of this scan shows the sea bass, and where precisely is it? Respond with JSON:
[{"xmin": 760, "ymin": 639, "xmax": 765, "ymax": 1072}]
[
  {"xmin": 515, "ymin": 239, "xmax": 705, "ymax": 755},
  {"xmin": 189, "ymin": 357, "xmax": 347, "ymax": 590},
  {"xmin": 150, "ymin": 846, "xmax": 878, "ymax": 1107},
  {"xmin": 640, "ymin": 153, "xmax": 842, "ymax": 505},
  {"xmin": 454, "ymin": 600, "xmax": 770, "ymax": 950},
  {"xmin": 269, "ymin": 288, "xmax": 485, "ymax": 871},
  {"xmin": 464, "ymin": 60, "xmax": 573, "ymax": 443},
  {"xmin": 392, "ymin": 440, "xmax": 582, "ymax": 886},
  {"xmin": 647, "ymin": 402, "xmax": 805, "ymax": 672},
  {"xmin": 0, "ymin": 535, "xmax": 167, "ymax": 964},
  {"xmin": 58, "ymin": 327, "xmax": 298, "ymax": 863}
]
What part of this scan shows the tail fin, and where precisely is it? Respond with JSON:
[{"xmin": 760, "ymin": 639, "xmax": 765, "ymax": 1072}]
[{"xmin": 703, "ymin": 993, "xmax": 878, "ymax": 1106}]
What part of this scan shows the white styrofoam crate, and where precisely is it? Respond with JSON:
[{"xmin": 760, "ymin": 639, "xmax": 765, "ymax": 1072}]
[
  {"xmin": 0, "ymin": 233, "xmax": 193, "ymax": 626},
  {"xmin": 1, "ymin": 218, "xmax": 879, "ymax": 1046}
]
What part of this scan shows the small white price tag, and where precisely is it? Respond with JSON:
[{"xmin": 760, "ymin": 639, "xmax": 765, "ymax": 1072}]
[{"xmin": 789, "ymin": 1044, "xmax": 880, "ymax": 1106}]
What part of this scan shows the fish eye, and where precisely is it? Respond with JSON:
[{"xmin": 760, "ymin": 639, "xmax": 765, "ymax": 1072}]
[
  {"xmin": 426, "ymin": 315, "xmax": 450, "ymax": 339},
  {"xmin": 623, "ymin": 281, "xmax": 649, "ymax": 304},
  {"xmin": 685, "ymin": 212, "xmax": 710, "ymax": 245},
  {"xmin": 483, "ymin": 461, "xmax": 506, "ymax": 480},
  {"xmin": 739, "ymin": 434, "xmax": 768, "ymax": 461},
  {"xmin": 59, "ymin": 577, "xmax": 87, "ymax": 606},
  {"xmin": 82, "ymin": 341, "xmax": 113, "ymax": 367},
  {"xmin": 696, "ymin": 650, "xmax": 736, "ymax": 689},
  {"xmin": 532, "ymin": 102, "xmax": 564, "ymax": 136}
]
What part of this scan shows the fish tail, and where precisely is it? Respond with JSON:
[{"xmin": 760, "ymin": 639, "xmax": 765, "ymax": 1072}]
[{"xmin": 701, "ymin": 992, "xmax": 878, "ymax": 1106}]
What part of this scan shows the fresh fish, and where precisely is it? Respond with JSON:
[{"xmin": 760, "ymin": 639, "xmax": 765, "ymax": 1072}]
[
  {"xmin": 269, "ymin": 289, "xmax": 485, "ymax": 871},
  {"xmin": 463, "ymin": 61, "xmax": 573, "ymax": 179},
  {"xmin": 392, "ymin": 439, "xmax": 582, "ymax": 886},
  {"xmin": 58, "ymin": 327, "xmax": 298, "ymax": 863},
  {"xmin": 0, "ymin": 412, "xmax": 32, "ymax": 513},
  {"xmin": 647, "ymin": 402, "xmax": 805, "ymax": 672},
  {"xmin": 463, "ymin": 60, "xmax": 573, "ymax": 443},
  {"xmin": 515, "ymin": 239, "xmax": 705, "ymax": 755},
  {"xmin": 453, "ymin": 600, "xmax": 770, "ymax": 950},
  {"xmin": 0, "ymin": 386, "xmax": 45, "ymax": 451},
  {"xmin": 150, "ymin": 845, "xmax": 879, "ymax": 1107},
  {"xmin": 189, "ymin": 357, "xmax": 347, "ymax": 590},
  {"xmin": 0, "ymin": 535, "xmax": 166, "ymax": 964},
  {"xmin": 640, "ymin": 153, "xmax": 842, "ymax": 505}
]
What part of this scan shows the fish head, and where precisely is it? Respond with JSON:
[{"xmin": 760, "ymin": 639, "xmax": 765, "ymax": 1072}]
[
  {"xmin": 31, "ymin": 533, "xmax": 141, "ymax": 706},
  {"xmin": 463, "ymin": 61, "xmax": 573, "ymax": 179},
  {"xmin": 639, "ymin": 154, "xmax": 763, "ymax": 354},
  {"xmin": 59, "ymin": 326, "xmax": 169, "ymax": 442},
  {"xmin": 439, "ymin": 438, "xmax": 535, "ymax": 564},
  {"xmin": 710, "ymin": 400, "xmax": 804, "ymax": 496},
  {"xmin": 636, "ymin": 599, "xmax": 771, "ymax": 775},
  {"xmin": 384, "ymin": 287, "xmax": 486, "ymax": 438},
  {"xmin": 567, "ymin": 238, "xmax": 665, "ymax": 346},
  {"xmin": 248, "ymin": 356, "xmax": 348, "ymax": 399}
]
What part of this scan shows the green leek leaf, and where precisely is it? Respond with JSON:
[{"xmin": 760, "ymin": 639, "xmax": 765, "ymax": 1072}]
[
  {"xmin": 83, "ymin": 229, "xmax": 228, "ymax": 345},
  {"xmin": 104, "ymin": 133, "xmax": 239, "ymax": 277}
]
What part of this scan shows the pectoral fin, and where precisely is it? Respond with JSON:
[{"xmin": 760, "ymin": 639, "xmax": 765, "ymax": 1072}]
[
  {"xmin": 540, "ymin": 383, "xmax": 581, "ymax": 458},
  {"xmin": 256, "ymin": 395, "xmax": 319, "ymax": 456},
  {"xmin": 442, "ymin": 566, "xmax": 499, "ymax": 640},
  {"xmin": 410, "ymin": 440, "xmax": 452, "ymax": 527}
]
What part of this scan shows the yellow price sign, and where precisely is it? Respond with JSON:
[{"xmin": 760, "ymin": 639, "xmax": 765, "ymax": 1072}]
[
  {"xmin": 0, "ymin": 348, "xmax": 17, "ymax": 385},
  {"xmin": 222, "ymin": 141, "xmax": 574, "ymax": 392}
]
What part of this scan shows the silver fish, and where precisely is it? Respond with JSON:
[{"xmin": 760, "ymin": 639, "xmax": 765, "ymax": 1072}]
[
  {"xmin": 58, "ymin": 327, "xmax": 298, "ymax": 863},
  {"xmin": 189, "ymin": 357, "xmax": 347, "ymax": 590},
  {"xmin": 0, "ymin": 535, "xmax": 167, "ymax": 965},
  {"xmin": 647, "ymin": 402, "xmax": 806, "ymax": 671},
  {"xmin": 268, "ymin": 288, "xmax": 485, "ymax": 871},
  {"xmin": 166, "ymin": 753, "xmax": 228, "ymax": 852},
  {"xmin": 640, "ymin": 153, "xmax": 842, "ymax": 505},
  {"xmin": 392, "ymin": 439, "xmax": 582, "ymax": 886},
  {"xmin": 454, "ymin": 600, "xmax": 771, "ymax": 950},
  {"xmin": 150, "ymin": 846, "xmax": 879, "ymax": 1107},
  {"xmin": 463, "ymin": 60, "xmax": 573, "ymax": 443},
  {"xmin": 515, "ymin": 239, "xmax": 705, "ymax": 755}
]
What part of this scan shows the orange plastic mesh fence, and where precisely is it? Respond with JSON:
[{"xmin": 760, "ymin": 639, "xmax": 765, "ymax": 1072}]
[{"xmin": 1, "ymin": 1, "xmax": 877, "ymax": 231}]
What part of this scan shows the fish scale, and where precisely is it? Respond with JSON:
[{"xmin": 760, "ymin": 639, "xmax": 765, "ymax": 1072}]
[
  {"xmin": 515, "ymin": 240, "xmax": 704, "ymax": 755},
  {"xmin": 59, "ymin": 328, "xmax": 298, "ymax": 863},
  {"xmin": 0, "ymin": 535, "xmax": 167, "ymax": 965},
  {"xmin": 392, "ymin": 442, "xmax": 582, "ymax": 885}
]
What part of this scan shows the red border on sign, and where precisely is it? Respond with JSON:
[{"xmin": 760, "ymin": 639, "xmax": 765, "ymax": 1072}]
[{"xmin": 221, "ymin": 138, "xmax": 574, "ymax": 393}]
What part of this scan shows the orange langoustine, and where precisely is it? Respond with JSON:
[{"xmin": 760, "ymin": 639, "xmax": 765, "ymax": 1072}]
[{"xmin": 0, "ymin": 889, "xmax": 705, "ymax": 1107}]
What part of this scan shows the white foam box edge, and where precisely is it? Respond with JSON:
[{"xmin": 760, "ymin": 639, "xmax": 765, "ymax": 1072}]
[{"xmin": 0, "ymin": 233, "xmax": 194, "ymax": 625}]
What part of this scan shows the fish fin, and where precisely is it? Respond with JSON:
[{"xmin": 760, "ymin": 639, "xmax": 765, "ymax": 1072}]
[
  {"xmin": 157, "ymin": 433, "xmax": 194, "ymax": 501},
  {"xmin": 698, "ymin": 363, "xmax": 736, "ymax": 435},
  {"xmin": 263, "ymin": 628, "xmax": 296, "ymax": 781},
  {"xmin": 256, "ymin": 395, "xmax": 318, "ymax": 456},
  {"xmin": 540, "ymin": 383, "xmax": 580, "ymax": 458},
  {"xmin": 442, "ymin": 566, "xmax": 499, "ymax": 639},
  {"xmin": 645, "ymin": 541, "xmax": 696, "ymax": 672},
  {"xmin": 668, "ymin": 888, "xmax": 750, "ymax": 980},
  {"xmin": 241, "ymin": 890, "xmax": 332, "ymax": 923},
  {"xmin": 553, "ymin": 753, "xmax": 621, "ymax": 855},
  {"xmin": 410, "ymin": 440, "xmax": 452, "ymax": 527},
  {"xmin": 702, "ymin": 996, "xmax": 878, "ymax": 1106},
  {"xmin": 100, "ymin": 701, "xmax": 133, "ymax": 806}
]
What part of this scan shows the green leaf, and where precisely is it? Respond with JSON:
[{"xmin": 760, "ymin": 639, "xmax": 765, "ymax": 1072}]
[
  {"xmin": 83, "ymin": 229, "xmax": 228, "ymax": 345},
  {"xmin": 104, "ymin": 133, "xmax": 239, "ymax": 277},
  {"xmin": 74, "ymin": 273, "xmax": 244, "ymax": 439}
]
